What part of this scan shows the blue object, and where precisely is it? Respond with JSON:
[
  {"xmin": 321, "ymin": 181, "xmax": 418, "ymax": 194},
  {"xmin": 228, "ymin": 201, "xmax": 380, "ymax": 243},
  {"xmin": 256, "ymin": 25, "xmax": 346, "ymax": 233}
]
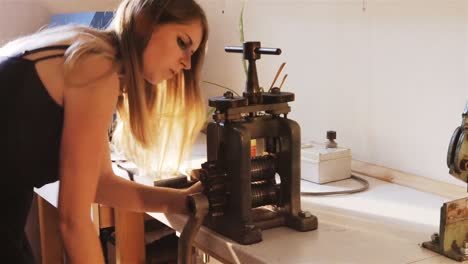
[{"xmin": 49, "ymin": 12, "xmax": 114, "ymax": 29}]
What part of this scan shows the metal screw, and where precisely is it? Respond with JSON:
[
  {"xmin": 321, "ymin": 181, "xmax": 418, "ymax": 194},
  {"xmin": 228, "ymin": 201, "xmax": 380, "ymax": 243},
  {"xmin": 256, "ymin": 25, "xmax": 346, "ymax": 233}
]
[
  {"xmin": 244, "ymin": 224, "xmax": 256, "ymax": 231},
  {"xmin": 223, "ymin": 91, "xmax": 234, "ymax": 99},
  {"xmin": 271, "ymin": 87, "xmax": 281, "ymax": 94},
  {"xmin": 299, "ymin": 211, "xmax": 312, "ymax": 218},
  {"xmin": 460, "ymin": 159, "xmax": 468, "ymax": 171},
  {"xmin": 202, "ymin": 253, "xmax": 210, "ymax": 264},
  {"xmin": 327, "ymin": 130, "xmax": 336, "ymax": 141}
]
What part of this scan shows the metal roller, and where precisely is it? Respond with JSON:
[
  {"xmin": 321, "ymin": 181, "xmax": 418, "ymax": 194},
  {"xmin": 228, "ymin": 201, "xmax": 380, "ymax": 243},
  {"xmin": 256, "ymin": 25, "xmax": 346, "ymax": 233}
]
[
  {"xmin": 251, "ymin": 181, "xmax": 279, "ymax": 208},
  {"xmin": 250, "ymin": 155, "xmax": 276, "ymax": 182}
]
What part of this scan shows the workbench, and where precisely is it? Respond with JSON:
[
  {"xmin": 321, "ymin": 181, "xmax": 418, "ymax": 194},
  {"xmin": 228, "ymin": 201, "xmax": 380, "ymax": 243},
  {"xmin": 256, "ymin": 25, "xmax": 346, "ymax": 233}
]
[{"xmin": 35, "ymin": 137, "xmax": 464, "ymax": 263}]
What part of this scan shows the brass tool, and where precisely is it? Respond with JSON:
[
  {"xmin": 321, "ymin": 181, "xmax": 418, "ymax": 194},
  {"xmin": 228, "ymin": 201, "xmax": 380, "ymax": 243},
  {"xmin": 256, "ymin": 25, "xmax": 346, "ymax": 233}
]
[
  {"xmin": 422, "ymin": 103, "xmax": 468, "ymax": 262},
  {"xmin": 447, "ymin": 103, "xmax": 468, "ymax": 185}
]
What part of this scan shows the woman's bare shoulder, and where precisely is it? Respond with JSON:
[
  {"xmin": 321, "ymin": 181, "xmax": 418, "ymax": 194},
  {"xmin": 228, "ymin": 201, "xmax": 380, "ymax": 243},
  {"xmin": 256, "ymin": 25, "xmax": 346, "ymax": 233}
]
[{"xmin": 66, "ymin": 53, "xmax": 120, "ymax": 89}]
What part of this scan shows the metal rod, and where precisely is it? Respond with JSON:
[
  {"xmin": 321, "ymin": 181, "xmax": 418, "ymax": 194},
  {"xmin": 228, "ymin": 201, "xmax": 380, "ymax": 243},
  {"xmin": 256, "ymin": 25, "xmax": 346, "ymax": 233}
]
[
  {"xmin": 178, "ymin": 193, "xmax": 209, "ymax": 264},
  {"xmin": 257, "ymin": 47, "xmax": 281, "ymax": 55}
]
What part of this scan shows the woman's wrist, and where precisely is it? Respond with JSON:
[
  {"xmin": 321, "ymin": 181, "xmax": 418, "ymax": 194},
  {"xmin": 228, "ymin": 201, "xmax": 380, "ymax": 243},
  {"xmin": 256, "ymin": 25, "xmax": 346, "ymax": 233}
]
[
  {"xmin": 160, "ymin": 181, "xmax": 203, "ymax": 214},
  {"xmin": 164, "ymin": 187, "xmax": 189, "ymax": 214}
]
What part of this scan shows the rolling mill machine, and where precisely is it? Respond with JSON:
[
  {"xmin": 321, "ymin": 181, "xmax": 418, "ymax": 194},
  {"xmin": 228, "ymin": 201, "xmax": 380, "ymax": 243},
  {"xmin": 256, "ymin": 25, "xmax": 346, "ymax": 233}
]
[
  {"xmin": 157, "ymin": 42, "xmax": 318, "ymax": 263},
  {"xmin": 190, "ymin": 41, "xmax": 317, "ymax": 245}
]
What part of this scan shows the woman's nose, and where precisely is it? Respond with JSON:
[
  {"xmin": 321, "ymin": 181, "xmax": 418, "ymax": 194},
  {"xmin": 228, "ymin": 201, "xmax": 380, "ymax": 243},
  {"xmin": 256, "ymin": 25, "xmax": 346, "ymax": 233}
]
[{"xmin": 180, "ymin": 52, "xmax": 191, "ymax": 70}]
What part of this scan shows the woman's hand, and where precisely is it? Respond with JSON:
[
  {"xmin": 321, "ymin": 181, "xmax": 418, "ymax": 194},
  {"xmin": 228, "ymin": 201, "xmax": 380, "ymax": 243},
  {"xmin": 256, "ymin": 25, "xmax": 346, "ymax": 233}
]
[
  {"xmin": 166, "ymin": 181, "xmax": 204, "ymax": 214},
  {"xmin": 185, "ymin": 181, "xmax": 204, "ymax": 194}
]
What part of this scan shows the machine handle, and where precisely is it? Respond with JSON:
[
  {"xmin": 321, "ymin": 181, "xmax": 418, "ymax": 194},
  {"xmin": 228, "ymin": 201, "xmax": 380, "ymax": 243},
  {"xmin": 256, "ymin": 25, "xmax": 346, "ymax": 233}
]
[
  {"xmin": 225, "ymin": 46, "xmax": 282, "ymax": 55},
  {"xmin": 178, "ymin": 192, "xmax": 209, "ymax": 264},
  {"xmin": 224, "ymin": 42, "xmax": 282, "ymax": 104}
]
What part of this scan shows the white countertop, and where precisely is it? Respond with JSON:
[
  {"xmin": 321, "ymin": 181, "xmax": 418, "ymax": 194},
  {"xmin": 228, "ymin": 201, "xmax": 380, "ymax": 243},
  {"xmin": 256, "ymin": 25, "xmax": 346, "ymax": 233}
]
[{"xmin": 148, "ymin": 174, "xmax": 461, "ymax": 264}]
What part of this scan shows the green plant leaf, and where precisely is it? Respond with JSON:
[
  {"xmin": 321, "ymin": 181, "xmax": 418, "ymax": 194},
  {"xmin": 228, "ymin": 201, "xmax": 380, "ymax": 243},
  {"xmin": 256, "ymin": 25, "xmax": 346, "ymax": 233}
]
[
  {"xmin": 240, "ymin": 0, "xmax": 248, "ymax": 77},
  {"xmin": 202, "ymin": 81, "xmax": 240, "ymax": 97}
]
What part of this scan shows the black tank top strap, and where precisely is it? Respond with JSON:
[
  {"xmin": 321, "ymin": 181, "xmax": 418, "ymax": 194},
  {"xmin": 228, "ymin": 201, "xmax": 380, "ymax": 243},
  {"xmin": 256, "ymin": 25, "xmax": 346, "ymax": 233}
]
[
  {"xmin": 21, "ymin": 45, "xmax": 70, "ymax": 63},
  {"xmin": 30, "ymin": 54, "xmax": 66, "ymax": 63}
]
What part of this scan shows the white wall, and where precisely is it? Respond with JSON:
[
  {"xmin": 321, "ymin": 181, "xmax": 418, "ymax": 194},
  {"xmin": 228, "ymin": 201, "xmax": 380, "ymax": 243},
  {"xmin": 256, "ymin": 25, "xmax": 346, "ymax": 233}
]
[
  {"xmin": 0, "ymin": 1, "xmax": 50, "ymax": 45},
  {"xmin": 198, "ymin": 0, "xmax": 468, "ymax": 186},
  {"xmin": 37, "ymin": 0, "xmax": 119, "ymax": 13},
  {"xmin": 367, "ymin": 0, "xmax": 466, "ymax": 186},
  {"xmin": 2, "ymin": 0, "xmax": 465, "ymax": 187},
  {"xmin": 0, "ymin": 0, "xmax": 119, "ymax": 46}
]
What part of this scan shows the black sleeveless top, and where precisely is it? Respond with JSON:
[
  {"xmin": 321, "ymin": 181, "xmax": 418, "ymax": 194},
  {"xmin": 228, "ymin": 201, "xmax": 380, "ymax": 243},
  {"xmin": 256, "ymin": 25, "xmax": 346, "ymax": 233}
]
[{"xmin": 3, "ymin": 45, "xmax": 69, "ymax": 188}]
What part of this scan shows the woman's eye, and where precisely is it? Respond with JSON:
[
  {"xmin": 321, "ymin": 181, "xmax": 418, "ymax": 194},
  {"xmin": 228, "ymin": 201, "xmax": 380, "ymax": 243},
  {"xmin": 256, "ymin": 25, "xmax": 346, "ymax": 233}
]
[{"xmin": 177, "ymin": 37, "xmax": 188, "ymax": 50}]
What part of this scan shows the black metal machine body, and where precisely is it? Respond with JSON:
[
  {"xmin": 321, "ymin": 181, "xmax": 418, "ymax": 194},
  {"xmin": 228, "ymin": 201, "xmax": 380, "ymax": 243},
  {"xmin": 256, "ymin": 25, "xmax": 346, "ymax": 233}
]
[{"xmin": 192, "ymin": 42, "xmax": 317, "ymax": 245}]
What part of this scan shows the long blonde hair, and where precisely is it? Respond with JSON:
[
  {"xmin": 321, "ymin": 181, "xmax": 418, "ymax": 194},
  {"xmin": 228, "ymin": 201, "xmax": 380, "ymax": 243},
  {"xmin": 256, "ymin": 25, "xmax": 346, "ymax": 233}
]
[
  {"xmin": 111, "ymin": 0, "xmax": 208, "ymax": 178},
  {"xmin": 1, "ymin": 0, "xmax": 208, "ymax": 179}
]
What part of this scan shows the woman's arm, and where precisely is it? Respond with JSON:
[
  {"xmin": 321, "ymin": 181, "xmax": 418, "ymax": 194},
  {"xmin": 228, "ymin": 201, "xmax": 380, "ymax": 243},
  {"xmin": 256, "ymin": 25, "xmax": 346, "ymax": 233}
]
[
  {"xmin": 95, "ymin": 141, "xmax": 203, "ymax": 214},
  {"xmin": 58, "ymin": 55, "xmax": 119, "ymax": 264}
]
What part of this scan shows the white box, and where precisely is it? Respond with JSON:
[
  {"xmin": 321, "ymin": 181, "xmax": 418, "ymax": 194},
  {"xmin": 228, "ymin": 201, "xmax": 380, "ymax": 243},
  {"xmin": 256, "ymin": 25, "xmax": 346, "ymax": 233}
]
[{"xmin": 301, "ymin": 141, "xmax": 352, "ymax": 184}]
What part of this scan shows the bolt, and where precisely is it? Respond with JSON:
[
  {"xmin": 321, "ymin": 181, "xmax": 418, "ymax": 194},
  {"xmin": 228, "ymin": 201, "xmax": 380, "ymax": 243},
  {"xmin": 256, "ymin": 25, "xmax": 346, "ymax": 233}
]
[
  {"xmin": 244, "ymin": 224, "xmax": 256, "ymax": 231},
  {"xmin": 207, "ymin": 161, "xmax": 217, "ymax": 169},
  {"xmin": 299, "ymin": 211, "xmax": 312, "ymax": 218},
  {"xmin": 271, "ymin": 87, "xmax": 281, "ymax": 94},
  {"xmin": 327, "ymin": 130, "xmax": 336, "ymax": 141},
  {"xmin": 460, "ymin": 159, "xmax": 468, "ymax": 171},
  {"xmin": 223, "ymin": 91, "xmax": 234, "ymax": 99}
]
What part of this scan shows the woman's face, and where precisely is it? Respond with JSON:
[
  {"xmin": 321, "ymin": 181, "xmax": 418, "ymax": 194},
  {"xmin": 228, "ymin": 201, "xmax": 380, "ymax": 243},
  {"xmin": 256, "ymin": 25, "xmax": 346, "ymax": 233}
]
[{"xmin": 142, "ymin": 19, "xmax": 203, "ymax": 85}]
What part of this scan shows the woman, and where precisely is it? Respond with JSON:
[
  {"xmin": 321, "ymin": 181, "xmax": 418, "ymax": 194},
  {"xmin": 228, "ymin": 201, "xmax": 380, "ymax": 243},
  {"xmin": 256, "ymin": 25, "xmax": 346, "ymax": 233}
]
[{"xmin": 0, "ymin": 0, "xmax": 208, "ymax": 262}]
